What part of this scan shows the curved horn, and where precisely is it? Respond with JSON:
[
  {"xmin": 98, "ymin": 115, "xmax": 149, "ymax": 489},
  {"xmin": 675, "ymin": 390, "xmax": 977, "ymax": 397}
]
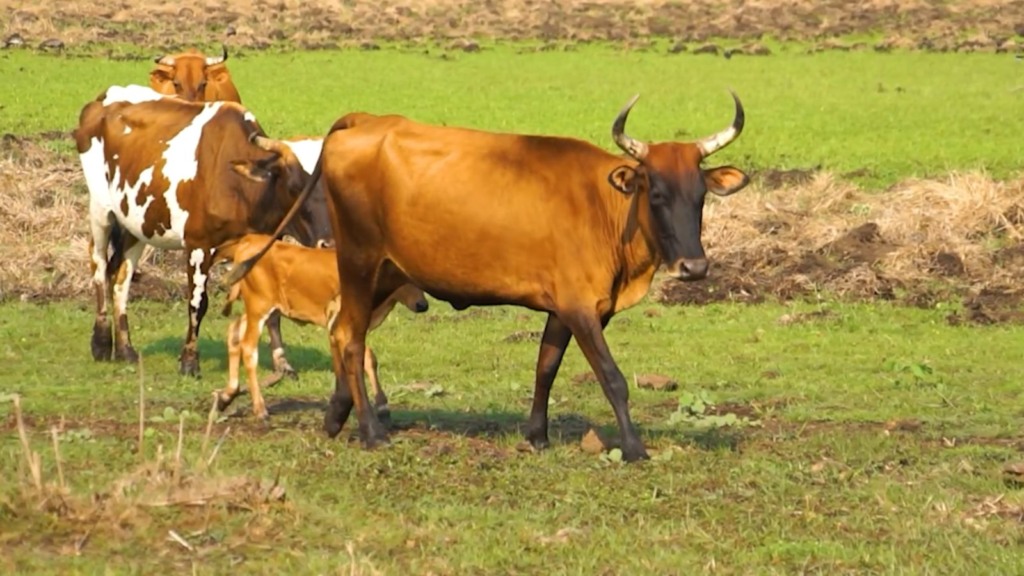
[
  {"xmin": 696, "ymin": 90, "xmax": 745, "ymax": 158},
  {"xmin": 154, "ymin": 54, "xmax": 176, "ymax": 66},
  {"xmin": 250, "ymin": 133, "xmax": 288, "ymax": 155},
  {"xmin": 205, "ymin": 44, "xmax": 228, "ymax": 66},
  {"xmin": 611, "ymin": 93, "xmax": 649, "ymax": 161}
]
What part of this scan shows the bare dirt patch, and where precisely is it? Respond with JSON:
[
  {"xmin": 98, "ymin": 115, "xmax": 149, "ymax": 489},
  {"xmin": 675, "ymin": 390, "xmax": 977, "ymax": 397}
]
[{"xmin": 1, "ymin": 0, "xmax": 1023, "ymax": 54}]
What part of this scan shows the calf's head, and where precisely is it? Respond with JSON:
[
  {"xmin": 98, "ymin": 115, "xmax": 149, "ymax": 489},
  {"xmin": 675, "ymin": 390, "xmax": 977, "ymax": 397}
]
[{"xmin": 610, "ymin": 92, "xmax": 749, "ymax": 281}]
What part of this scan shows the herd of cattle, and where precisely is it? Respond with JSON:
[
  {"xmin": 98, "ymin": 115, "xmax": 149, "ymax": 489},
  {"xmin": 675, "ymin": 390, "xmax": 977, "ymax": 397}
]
[{"xmin": 73, "ymin": 46, "xmax": 751, "ymax": 462}]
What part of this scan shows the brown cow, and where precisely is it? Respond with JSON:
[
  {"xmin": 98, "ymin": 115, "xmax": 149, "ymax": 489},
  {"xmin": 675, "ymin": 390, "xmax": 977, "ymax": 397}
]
[
  {"xmin": 215, "ymin": 233, "xmax": 429, "ymax": 419},
  {"xmin": 74, "ymin": 84, "xmax": 332, "ymax": 377},
  {"xmin": 231, "ymin": 92, "xmax": 749, "ymax": 462},
  {"xmin": 149, "ymin": 45, "xmax": 242, "ymax": 103}
]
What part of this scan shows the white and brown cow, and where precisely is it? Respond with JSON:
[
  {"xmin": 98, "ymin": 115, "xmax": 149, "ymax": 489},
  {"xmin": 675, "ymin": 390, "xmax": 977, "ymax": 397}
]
[
  {"xmin": 216, "ymin": 233, "xmax": 429, "ymax": 420},
  {"xmin": 73, "ymin": 84, "xmax": 332, "ymax": 377}
]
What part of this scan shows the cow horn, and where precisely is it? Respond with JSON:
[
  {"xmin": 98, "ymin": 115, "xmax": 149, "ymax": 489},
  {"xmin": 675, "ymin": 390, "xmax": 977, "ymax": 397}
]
[
  {"xmin": 205, "ymin": 44, "xmax": 228, "ymax": 66},
  {"xmin": 611, "ymin": 93, "xmax": 649, "ymax": 161},
  {"xmin": 250, "ymin": 133, "xmax": 286, "ymax": 155},
  {"xmin": 154, "ymin": 54, "xmax": 175, "ymax": 66},
  {"xmin": 697, "ymin": 90, "xmax": 745, "ymax": 158}
]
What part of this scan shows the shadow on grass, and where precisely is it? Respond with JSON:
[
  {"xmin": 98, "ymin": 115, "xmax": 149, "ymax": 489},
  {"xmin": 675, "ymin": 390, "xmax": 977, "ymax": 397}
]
[
  {"xmin": 232, "ymin": 394, "xmax": 745, "ymax": 453},
  {"xmin": 142, "ymin": 336, "xmax": 332, "ymax": 372}
]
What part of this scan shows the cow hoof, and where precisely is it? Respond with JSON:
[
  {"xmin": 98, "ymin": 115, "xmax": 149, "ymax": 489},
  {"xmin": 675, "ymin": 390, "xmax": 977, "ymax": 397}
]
[
  {"xmin": 375, "ymin": 404, "xmax": 392, "ymax": 427},
  {"xmin": 275, "ymin": 363, "xmax": 298, "ymax": 380},
  {"xmin": 362, "ymin": 434, "xmax": 391, "ymax": 451},
  {"xmin": 215, "ymin": 392, "xmax": 235, "ymax": 412},
  {"xmin": 526, "ymin": 435, "xmax": 550, "ymax": 452},
  {"xmin": 621, "ymin": 443, "xmax": 651, "ymax": 463},
  {"xmin": 323, "ymin": 418, "xmax": 343, "ymax": 439},
  {"xmin": 91, "ymin": 324, "xmax": 113, "ymax": 361},
  {"xmin": 179, "ymin": 352, "xmax": 201, "ymax": 378},
  {"xmin": 114, "ymin": 345, "xmax": 139, "ymax": 364}
]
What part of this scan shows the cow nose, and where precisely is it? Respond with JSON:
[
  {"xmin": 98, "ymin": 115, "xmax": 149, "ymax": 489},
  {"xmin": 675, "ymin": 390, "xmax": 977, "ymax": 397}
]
[
  {"xmin": 670, "ymin": 258, "xmax": 708, "ymax": 281},
  {"xmin": 414, "ymin": 300, "xmax": 429, "ymax": 313}
]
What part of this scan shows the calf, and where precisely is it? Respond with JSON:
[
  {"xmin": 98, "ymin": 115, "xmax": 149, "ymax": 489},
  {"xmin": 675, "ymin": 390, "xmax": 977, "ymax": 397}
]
[{"xmin": 216, "ymin": 234, "xmax": 429, "ymax": 419}]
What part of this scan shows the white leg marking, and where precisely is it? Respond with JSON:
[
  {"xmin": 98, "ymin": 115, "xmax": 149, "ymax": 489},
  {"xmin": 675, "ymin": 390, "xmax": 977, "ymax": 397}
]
[
  {"xmin": 189, "ymin": 248, "xmax": 208, "ymax": 309},
  {"xmin": 113, "ymin": 242, "xmax": 145, "ymax": 318}
]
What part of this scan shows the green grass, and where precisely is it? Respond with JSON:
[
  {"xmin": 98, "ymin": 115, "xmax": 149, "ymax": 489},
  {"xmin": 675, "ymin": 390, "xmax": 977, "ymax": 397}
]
[
  {"xmin": 2, "ymin": 45, "xmax": 1023, "ymax": 187},
  {"xmin": 3, "ymin": 297, "xmax": 1024, "ymax": 573},
  {"xmin": 3, "ymin": 41, "xmax": 1024, "ymax": 573}
]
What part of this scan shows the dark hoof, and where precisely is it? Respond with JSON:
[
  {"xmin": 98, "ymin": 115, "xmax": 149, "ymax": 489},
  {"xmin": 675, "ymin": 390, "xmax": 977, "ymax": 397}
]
[
  {"xmin": 215, "ymin": 392, "xmax": 235, "ymax": 412},
  {"xmin": 527, "ymin": 436, "xmax": 551, "ymax": 451},
  {"xmin": 114, "ymin": 345, "xmax": 139, "ymax": 363},
  {"xmin": 375, "ymin": 404, "xmax": 392, "ymax": 427},
  {"xmin": 361, "ymin": 433, "xmax": 391, "ymax": 450},
  {"xmin": 323, "ymin": 396, "xmax": 354, "ymax": 439},
  {"xmin": 179, "ymin": 351, "xmax": 201, "ymax": 378},
  {"xmin": 622, "ymin": 444, "xmax": 651, "ymax": 463},
  {"xmin": 91, "ymin": 324, "xmax": 113, "ymax": 361},
  {"xmin": 276, "ymin": 364, "xmax": 299, "ymax": 380}
]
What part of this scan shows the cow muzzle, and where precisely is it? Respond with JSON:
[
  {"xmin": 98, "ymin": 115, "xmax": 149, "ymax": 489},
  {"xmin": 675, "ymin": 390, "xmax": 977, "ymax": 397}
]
[{"xmin": 668, "ymin": 258, "xmax": 708, "ymax": 281}]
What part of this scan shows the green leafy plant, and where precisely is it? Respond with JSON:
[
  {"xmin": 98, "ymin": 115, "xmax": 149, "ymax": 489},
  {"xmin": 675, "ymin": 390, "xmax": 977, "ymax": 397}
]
[{"xmin": 666, "ymin": 390, "xmax": 759, "ymax": 429}]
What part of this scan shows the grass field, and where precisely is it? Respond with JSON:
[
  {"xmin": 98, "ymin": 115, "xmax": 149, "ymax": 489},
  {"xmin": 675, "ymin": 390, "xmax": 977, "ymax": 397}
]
[
  {"xmin": 2, "ymin": 11, "xmax": 1024, "ymax": 574},
  {"xmin": 2, "ymin": 46, "xmax": 1024, "ymax": 187}
]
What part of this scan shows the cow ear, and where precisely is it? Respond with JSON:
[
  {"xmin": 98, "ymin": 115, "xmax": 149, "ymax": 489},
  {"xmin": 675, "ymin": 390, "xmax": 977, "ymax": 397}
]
[
  {"xmin": 704, "ymin": 166, "xmax": 750, "ymax": 197},
  {"xmin": 230, "ymin": 160, "xmax": 272, "ymax": 182},
  {"xmin": 148, "ymin": 69, "xmax": 173, "ymax": 92},
  {"xmin": 608, "ymin": 165, "xmax": 641, "ymax": 195},
  {"xmin": 206, "ymin": 66, "xmax": 229, "ymax": 82}
]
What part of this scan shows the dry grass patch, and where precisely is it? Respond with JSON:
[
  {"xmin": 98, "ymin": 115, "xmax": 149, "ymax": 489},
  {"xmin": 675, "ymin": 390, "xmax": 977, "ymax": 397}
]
[{"xmin": 656, "ymin": 171, "xmax": 1024, "ymax": 322}]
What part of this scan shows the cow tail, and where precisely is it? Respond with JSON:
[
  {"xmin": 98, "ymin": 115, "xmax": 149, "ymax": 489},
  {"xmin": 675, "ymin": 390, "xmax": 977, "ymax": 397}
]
[
  {"xmin": 222, "ymin": 116, "xmax": 357, "ymax": 288},
  {"xmin": 221, "ymin": 282, "xmax": 241, "ymax": 318},
  {"xmin": 106, "ymin": 221, "xmax": 125, "ymax": 283}
]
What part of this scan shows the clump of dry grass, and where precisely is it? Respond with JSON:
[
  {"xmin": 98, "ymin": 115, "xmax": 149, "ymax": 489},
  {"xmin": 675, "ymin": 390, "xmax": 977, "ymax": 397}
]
[
  {"xmin": 2, "ymin": 355, "xmax": 287, "ymax": 557},
  {"xmin": 0, "ymin": 138, "xmax": 184, "ymax": 302},
  {"xmin": 655, "ymin": 170, "xmax": 1024, "ymax": 319}
]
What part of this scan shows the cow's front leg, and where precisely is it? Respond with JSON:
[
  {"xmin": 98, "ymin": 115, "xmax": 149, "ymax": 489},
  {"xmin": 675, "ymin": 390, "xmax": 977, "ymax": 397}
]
[
  {"xmin": 180, "ymin": 247, "xmax": 213, "ymax": 377},
  {"xmin": 266, "ymin": 311, "xmax": 297, "ymax": 378},
  {"xmin": 111, "ymin": 238, "xmax": 145, "ymax": 363}
]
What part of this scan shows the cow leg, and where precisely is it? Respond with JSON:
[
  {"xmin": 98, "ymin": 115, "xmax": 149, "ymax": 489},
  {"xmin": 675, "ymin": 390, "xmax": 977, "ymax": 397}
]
[
  {"xmin": 179, "ymin": 247, "xmax": 213, "ymax": 377},
  {"xmin": 266, "ymin": 311, "xmax": 297, "ymax": 378},
  {"xmin": 325, "ymin": 287, "xmax": 388, "ymax": 448},
  {"xmin": 217, "ymin": 316, "xmax": 245, "ymax": 411},
  {"xmin": 563, "ymin": 311, "xmax": 649, "ymax": 462},
  {"xmin": 363, "ymin": 345, "xmax": 391, "ymax": 424},
  {"xmin": 240, "ymin": 311, "xmax": 269, "ymax": 420},
  {"xmin": 111, "ymin": 239, "xmax": 145, "ymax": 363},
  {"xmin": 524, "ymin": 313, "xmax": 573, "ymax": 451},
  {"xmin": 87, "ymin": 220, "xmax": 114, "ymax": 361}
]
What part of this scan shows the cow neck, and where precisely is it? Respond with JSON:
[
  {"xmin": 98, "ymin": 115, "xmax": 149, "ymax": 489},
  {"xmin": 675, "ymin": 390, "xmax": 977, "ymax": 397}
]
[{"xmin": 611, "ymin": 166, "xmax": 661, "ymax": 314}]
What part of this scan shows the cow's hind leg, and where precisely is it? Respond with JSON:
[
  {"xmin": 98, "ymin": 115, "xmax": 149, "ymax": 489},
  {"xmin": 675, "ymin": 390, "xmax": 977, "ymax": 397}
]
[
  {"xmin": 111, "ymin": 238, "xmax": 145, "ymax": 363},
  {"xmin": 88, "ymin": 218, "xmax": 114, "ymax": 361},
  {"xmin": 325, "ymin": 283, "xmax": 387, "ymax": 448},
  {"xmin": 524, "ymin": 313, "xmax": 573, "ymax": 451},
  {"xmin": 363, "ymin": 346, "xmax": 391, "ymax": 424},
  {"xmin": 562, "ymin": 310, "xmax": 649, "ymax": 462},
  {"xmin": 179, "ymin": 247, "xmax": 213, "ymax": 377},
  {"xmin": 266, "ymin": 311, "xmax": 297, "ymax": 378},
  {"xmin": 217, "ymin": 316, "xmax": 245, "ymax": 411},
  {"xmin": 240, "ymin": 311, "xmax": 269, "ymax": 420}
]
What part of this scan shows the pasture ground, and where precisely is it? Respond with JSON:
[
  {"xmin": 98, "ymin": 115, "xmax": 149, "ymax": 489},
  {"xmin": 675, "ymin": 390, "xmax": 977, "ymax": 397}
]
[{"xmin": 2, "ymin": 1, "xmax": 1024, "ymax": 574}]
